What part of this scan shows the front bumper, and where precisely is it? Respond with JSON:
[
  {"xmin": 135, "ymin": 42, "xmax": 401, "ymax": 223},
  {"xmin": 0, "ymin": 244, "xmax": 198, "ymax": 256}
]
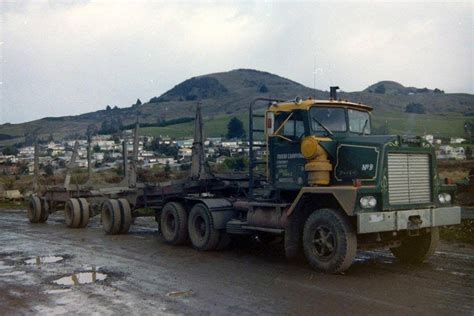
[{"xmin": 357, "ymin": 206, "xmax": 461, "ymax": 234}]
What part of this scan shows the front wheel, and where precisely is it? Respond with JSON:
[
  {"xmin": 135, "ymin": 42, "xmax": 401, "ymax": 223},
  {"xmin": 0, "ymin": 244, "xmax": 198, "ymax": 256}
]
[
  {"xmin": 302, "ymin": 209, "xmax": 357, "ymax": 273},
  {"xmin": 390, "ymin": 228, "xmax": 439, "ymax": 263}
]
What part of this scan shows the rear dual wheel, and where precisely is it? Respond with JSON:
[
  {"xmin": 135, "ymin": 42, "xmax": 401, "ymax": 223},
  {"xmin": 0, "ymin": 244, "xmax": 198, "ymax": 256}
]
[
  {"xmin": 27, "ymin": 196, "xmax": 49, "ymax": 223},
  {"xmin": 188, "ymin": 203, "xmax": 224, "ymax": 251},
  {"xmin": 101, "ymin": 199, "xmax": 132, "ymax": 234},
  {"xmin": 160, "ymin": 202, "xmax": 188, "ymax": 245},
  {"xmin": 160, "ymin": 202, "xmax": 230, "ymax": 250},
  {"xmin": 64, "ymin": 198, "xmax": 90, "ymax": 228}
]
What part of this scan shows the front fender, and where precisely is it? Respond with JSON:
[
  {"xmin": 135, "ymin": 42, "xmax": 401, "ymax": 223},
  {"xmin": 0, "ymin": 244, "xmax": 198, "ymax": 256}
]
[{"xmin": 287, "ymin": 186, "xmax": 359, "ymax": 216}]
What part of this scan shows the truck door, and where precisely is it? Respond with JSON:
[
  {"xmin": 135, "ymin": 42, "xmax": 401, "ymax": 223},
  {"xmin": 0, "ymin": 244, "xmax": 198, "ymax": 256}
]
[{"xmin": 269, "ymin": 110, "xmax": 307, "ymax": 189}]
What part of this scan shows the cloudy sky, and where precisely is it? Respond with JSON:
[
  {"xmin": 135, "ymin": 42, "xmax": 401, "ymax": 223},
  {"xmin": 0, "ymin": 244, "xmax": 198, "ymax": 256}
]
[{"xmin": 0, "ymin": 0, "xmax": 472, "ymax": 124}]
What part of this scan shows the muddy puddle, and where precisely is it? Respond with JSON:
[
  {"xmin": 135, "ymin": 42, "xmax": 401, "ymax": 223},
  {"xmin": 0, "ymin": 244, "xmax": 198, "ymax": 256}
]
[
  {"xmin": 53, "ymin": 271, "xmax": 107, "ymax": 286},
  {"xmin": 25, "ymin": 256, "xmax": 64, "ymax": 265},
  {"xmin": 0, "ymin": 260, "xmax": 14, "ymax": 270}
]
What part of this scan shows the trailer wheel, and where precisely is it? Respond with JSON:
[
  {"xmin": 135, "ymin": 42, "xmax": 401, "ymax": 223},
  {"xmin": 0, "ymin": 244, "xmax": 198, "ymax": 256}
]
[
  {"xmin": 160, "ymin": 202, "xmax": 188, "ymax": 245},
  {"xmin": 188, "ymin": 203, "xmax": 220, "ymax": 251},
  {"xmin": 77, "ymin": 198, "xmax": 90, "ymax": 228},
  {"xmin": 302, "ymin": 209, "xmax": 357, "ymax": 273},
  {"xmin": 65, "ymin": 198, "xmax": 88, "ymax": 228},
  {"xmin": 117, "ymin": 199, "xmax": 132, "ymax": 234},
  {"xmin": 390, "ymin": 228, "xmax": 439, "ymax": 263},
  {"xmin": 38, "ymin": 198, "xmax": 49, "ymax": 223},
  {"xmin": 101, "ymin": 199, "xmax": 131, "ymax": 234},
  {"xmin": 28, "ymin": 196, "xmax": 46, "ymax": 223}
]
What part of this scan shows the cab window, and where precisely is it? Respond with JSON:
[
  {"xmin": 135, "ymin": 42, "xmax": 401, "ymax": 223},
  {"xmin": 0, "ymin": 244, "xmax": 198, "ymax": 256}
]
[
  {"xmin": 348, "ymin": 109, "xmax": 371, "ymax": 134},
  {"xmin": 310, "ymin": 107, "xmax": 347, "ymax": 132},
  {"xmin": 276, "ymin": 112, "xmax": 305, "ymax": 139}
]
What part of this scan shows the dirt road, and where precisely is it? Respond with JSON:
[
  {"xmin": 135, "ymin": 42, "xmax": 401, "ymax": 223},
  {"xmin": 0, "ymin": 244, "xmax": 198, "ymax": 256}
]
[{"xmin": 0, "ymin": 209, "xmax": 473, "ymax": 315}]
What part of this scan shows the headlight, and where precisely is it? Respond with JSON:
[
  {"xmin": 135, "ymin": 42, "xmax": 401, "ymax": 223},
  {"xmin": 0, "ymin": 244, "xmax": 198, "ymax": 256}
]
[
  {"xmin": 438, "ymin": 193, "xmax": 451, "ymax": 204},
  {"xmin": 360, "ymin": 196, "xmax": 377, "ymax": 208}
]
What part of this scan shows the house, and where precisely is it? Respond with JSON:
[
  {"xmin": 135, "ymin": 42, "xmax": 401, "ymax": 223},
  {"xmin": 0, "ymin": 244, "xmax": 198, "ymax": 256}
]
[
  {"xmin": 93, "ymin": 152, "xmax": 105, "ymax": 162},
  {"xmin": 215, "ymin": 156, "xmax": 228, "ymax": 164},
  {"xmin": 176, "ymin": 139, "xmax": 194, "ymax": 148},
  {"xmin": 179, "ymin": 148, "xmax": 192, "ymax": 158},
  {"xmin": 156, "ymin": 157, "xmax": 176, "ymax": 165},
  {"xmin": 437, "ymin": 145, "xmax": 466, "ymax": 160},
  {"xmin": 450, "ymin": 138, "xmax": 466, "ymax": 144},
  {"xmin": 422, "ymin": 135, "xmax": 434, "ymax": 144},
  {"xmin": 18, "ymin": 146, "xmax": 35, "ymax": 157}
]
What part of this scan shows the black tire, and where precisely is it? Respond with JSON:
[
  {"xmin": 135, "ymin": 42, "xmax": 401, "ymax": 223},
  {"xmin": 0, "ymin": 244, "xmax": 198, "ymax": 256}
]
[
  {"xmin": 38, "ymin": 198, "xmax": 49, "ymax": 223},
  {"xmin": 65, "ymin": 198, "xmax": 87, "ymax": 228},
  {"xmin": 160, "ymin": 202, "xmax": 188, "ymax": 245},
  {"xmin": 27, "ymin": 196, "xmax": 43, "ymax": 223},
  {"xmin": 390, "ymin": 228, "xmax": 439, "ymax": 263},
  {"xmin": 101, "ymin": 199, "xmax": 131, "ymax": 234},
  {"xmin": 117, "ymin": 199, "xmax": 132, "ymax": 234},
  {"xmin": 102, "ymin": 199, "xmax": 121, "ymax": 234},
  {"xmin": 77, "ymin": 198, "xmax": 90, "ymax": 228},
  {"xmin": 188, "ymin": 203, "xmax": 220, "ymax": 251},
  {"xmin": 302, "ymin": 209, "xmax": 357, "ymax": 273}
]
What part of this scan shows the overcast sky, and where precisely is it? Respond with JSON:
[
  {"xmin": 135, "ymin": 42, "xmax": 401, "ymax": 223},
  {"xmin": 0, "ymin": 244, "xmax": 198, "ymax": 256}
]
[{"xmin": 0, "ymin": 0, "xmax": 472, "ymax": 124}]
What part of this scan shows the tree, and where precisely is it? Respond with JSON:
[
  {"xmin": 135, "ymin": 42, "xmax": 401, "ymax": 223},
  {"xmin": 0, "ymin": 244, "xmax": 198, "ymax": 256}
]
[
  {"xmin": 224, "ymin": 157, "xmax": 247, "ymax": 171},
  {"xmin": 259, "ymin": 84, "xmax": 269, "ymax": 93},
  {"xmin": 465, "ymin": 146, "xmax": 472, "ymax": 160},
  {"xmin": 106, "ymin": 105, "xmax": 112, "ymax": 111},
  {"xmin": 374, "ymin": 84, "xmax": 386, "ymax": 94},
  {"xmin": 2, "ymin": 146, "xmax": 19, "ymax": 156},
  {"xmin": 405, "ymin": 103, "xmax": 426, "ymax": 114},
  {"xmin": 43, "ymin": 164, "xmax": 54, "ymax": 177},
  {"xmin": 164, "ymin": 161, "xmax": 171, "ymax": 172},
  {"xmin": 226, "ymin": 117, "xmax": 246, "ymax": 139},
  {"xmin": 93, "ymin": 144, "xmax": 101, "ymax": 152},
  {"xmin": 465, "ymin": 121, "xmax": 474, "ymax": 142},
  {"xmin": 112, "ymin": 135, "xmax": 121, "ymax": 144}
]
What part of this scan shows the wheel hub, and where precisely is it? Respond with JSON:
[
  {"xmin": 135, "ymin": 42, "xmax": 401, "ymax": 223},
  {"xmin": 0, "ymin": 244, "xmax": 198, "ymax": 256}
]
[
  {"xmin": 312, "ymin": 225, "xmax": 336, "ymax": 259},
  {"xmin": 194, "ymin": 216, "xmax": 206, "ymax": 238},
  {"xmin": 166, "ymin": 214, "xmax": 176, "ymax": 231}
]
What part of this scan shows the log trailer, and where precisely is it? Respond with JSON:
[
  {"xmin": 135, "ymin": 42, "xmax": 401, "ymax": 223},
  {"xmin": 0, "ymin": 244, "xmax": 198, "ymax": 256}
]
[{"xmin": 28, "ymin": 88, "xmax": 461, "ymax": 273}]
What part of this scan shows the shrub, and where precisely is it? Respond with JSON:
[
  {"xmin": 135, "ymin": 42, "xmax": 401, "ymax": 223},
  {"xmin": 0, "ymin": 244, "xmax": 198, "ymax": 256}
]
[{"xmin": 405, "ymin": 103, "xmax": 426, "ymax": 114}]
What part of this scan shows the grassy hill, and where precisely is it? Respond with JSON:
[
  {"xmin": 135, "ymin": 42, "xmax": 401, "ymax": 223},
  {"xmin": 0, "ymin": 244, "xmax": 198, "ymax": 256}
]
[
  {"xmin": 0, "ymin": 69, "xmax": 473, "ymax": 145},
  {"xmin": 138, "ymin": 111, "xmax": 471, "ymax": 140}
]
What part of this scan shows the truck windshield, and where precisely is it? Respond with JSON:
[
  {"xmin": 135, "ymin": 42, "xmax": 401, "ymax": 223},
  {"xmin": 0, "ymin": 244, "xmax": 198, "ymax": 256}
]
[
  {"xmin": 348, "ymin": 109, "xmax": 371, "ymax": 134},
  {"xmin": 310, "ymin": 107, "xmax": 347, "ymax": 132}
]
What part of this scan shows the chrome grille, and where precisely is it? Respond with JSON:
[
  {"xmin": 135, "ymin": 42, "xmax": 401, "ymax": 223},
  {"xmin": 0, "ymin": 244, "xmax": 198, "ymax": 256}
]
[{"xmin": 387, "ymin": 153, "xmax": 431, "ymax": 205}]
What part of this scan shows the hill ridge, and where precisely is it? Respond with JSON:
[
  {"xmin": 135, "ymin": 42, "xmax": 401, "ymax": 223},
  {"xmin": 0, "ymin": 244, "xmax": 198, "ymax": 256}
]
[{"xmin": 0, "ymin": 68, "xmax": 472, "ymax": 146}]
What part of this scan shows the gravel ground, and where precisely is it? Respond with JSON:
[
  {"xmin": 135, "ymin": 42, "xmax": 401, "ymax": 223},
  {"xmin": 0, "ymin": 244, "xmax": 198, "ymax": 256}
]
[{"xmin": 0, "ymin": 209, "xmax": 473, "ymax": 315}]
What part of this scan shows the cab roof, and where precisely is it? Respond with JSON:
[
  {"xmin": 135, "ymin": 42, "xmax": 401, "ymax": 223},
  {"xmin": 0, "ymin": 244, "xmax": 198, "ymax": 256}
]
[{"xmin": 268, "ymin": 99, "xmax": 373, "ymax": 113}]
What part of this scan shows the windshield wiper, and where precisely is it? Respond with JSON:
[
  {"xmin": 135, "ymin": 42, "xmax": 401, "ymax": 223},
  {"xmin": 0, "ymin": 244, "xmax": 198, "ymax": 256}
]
[
  {"xmin": 312, "ymin": 117, "xmax": 334, "ymax": 137},
  {"xmin": 360, "ymin": 119, "xmax": 369, "ymax": 135}
]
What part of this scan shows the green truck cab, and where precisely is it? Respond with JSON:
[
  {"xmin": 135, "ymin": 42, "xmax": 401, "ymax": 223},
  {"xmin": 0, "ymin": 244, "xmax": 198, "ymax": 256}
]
[{"xmin": 246, "ymin": 92, "xmax": 461, "ymax": 273}]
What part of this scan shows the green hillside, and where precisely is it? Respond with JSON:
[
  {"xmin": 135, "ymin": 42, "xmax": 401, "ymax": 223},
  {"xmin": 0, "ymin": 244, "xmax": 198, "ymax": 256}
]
[
  {"xmin": 0, "ymin": 69, "xmax": 473, "ymax": 146},
  {"xmin": 139, "ymin": 111, "xmax": 472, "ymax": 140}
]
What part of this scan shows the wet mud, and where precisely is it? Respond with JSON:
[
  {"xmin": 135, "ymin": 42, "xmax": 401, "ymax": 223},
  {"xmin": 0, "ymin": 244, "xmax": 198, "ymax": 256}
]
[{"xmin": 0, "ymin": 209, "xmax": 473, "ymax": 314}]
